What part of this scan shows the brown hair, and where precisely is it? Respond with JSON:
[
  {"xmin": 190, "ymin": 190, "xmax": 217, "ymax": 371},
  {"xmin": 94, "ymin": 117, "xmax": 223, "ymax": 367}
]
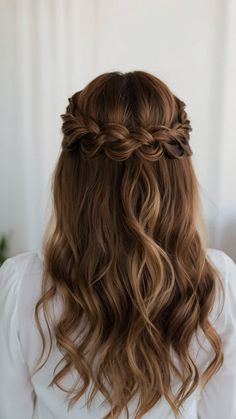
[{"xmin": 34, "ymin": 71, "xmax": 224, "ymax": 418}]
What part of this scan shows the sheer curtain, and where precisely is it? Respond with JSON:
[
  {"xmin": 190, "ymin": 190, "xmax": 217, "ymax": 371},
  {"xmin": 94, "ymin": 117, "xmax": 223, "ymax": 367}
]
[{"xmin": 0, "ymin": 0, "xmax": 235, "ymax": 259}]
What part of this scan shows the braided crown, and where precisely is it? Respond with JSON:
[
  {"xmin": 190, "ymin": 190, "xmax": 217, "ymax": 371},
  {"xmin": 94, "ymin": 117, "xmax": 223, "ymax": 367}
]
[{"xmin": 61, "ymin": 98, "xmax": 193, "ymax": 162}]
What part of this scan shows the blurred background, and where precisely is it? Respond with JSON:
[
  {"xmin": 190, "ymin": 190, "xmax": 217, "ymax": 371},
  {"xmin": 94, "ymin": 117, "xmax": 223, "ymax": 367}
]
[{"xmin": 0, "ymin": 0, "xmax": 235, "ymax": 261}]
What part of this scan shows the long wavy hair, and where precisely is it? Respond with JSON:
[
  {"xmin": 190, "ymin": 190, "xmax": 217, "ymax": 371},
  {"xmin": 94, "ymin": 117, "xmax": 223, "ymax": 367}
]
[{"xmin": 34, "ymin": 70, "xmax": 224, "ymax": 419}]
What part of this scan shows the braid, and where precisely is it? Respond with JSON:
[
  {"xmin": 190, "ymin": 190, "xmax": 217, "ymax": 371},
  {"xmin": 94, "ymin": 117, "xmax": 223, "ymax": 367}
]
[{"xmin": 61, "ymin": 94, "xmax": 193, "ymax": 162}]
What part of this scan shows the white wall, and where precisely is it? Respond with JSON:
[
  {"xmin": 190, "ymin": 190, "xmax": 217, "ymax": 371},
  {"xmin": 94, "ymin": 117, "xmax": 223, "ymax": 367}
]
[{"xmin": 0, "ymin": 0, "xmax": 235, "ymax": 259}]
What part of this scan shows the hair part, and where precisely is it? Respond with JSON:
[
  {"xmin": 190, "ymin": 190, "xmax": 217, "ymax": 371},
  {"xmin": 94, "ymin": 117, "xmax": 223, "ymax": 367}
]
[{"xmin": 33, "ymin": 71, "xmax": 224, "ymax": 419}]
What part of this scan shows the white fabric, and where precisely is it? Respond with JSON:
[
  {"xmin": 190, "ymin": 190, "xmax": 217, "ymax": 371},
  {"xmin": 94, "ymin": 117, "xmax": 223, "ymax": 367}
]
[{"xmin": 0, "ymin": 248, "xmax": 235, "ymax": 419}]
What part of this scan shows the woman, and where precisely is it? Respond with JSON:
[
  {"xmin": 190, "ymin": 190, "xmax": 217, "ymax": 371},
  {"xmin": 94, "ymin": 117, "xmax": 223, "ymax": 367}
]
[{"xmin": 0, "ymin": 70, "xmax": 235, "ymax": 419}]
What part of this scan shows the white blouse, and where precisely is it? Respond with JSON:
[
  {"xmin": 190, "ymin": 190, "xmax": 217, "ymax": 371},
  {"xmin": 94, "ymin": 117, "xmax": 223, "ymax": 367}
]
[{"xmin": 0, "ymin": 248, "xmax": 236, "ymax": 419}]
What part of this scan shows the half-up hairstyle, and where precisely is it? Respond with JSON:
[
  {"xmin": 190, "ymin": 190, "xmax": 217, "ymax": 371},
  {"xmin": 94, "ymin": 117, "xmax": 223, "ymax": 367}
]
[{"xmin": 34, "ymin": 71, "xmax": 224, "ymax": 418}]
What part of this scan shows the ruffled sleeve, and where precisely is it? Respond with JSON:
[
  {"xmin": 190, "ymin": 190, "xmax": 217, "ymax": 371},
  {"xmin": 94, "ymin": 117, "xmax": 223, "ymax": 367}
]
[{"xmin": 0, "ymin": 257, "xmax": 36, "ymax": 419}]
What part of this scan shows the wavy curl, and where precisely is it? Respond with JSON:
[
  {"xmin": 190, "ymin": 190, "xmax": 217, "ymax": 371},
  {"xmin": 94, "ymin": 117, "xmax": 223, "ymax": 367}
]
[{"xmin": 34, "ymin": 71, "xmax": 224, "ymax": 418}]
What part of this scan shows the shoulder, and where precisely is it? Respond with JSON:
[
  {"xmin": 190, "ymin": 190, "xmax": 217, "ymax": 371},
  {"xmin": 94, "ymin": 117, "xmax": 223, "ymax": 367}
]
[
  {"xmin": 0, "ymin": 251, "xmax": 44, "ymax": 367},
  {"xmin": 0, "ymin": 251, "xmax": 44, "ymax": 330},
  {"xmin": 2, "ymin": 250, "xmax": 43, "ymax": 270},
  {"xmin": 206, "ymin": 247, "xmax": 235, "ymax": 274},
  {"xmin": 205, "ymin": 247, "xmax": 236, "ymax": 338},
  {"xmin": 0, "ymin": 250, "xmax": 44, "ymax": 299},
  {"xmin": 0, "ymin": 250, "xmax": 43, "ymax": 275},
  {"xmin": 206, "ymin": 247, "xmax": 236, "ymax": 300}
]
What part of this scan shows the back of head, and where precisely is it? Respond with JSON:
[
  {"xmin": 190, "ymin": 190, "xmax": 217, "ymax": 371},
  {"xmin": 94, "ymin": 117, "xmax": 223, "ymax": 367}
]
[{"xmin": 35, "ymin": 71, "xmax": 224, "ymax": 419}]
